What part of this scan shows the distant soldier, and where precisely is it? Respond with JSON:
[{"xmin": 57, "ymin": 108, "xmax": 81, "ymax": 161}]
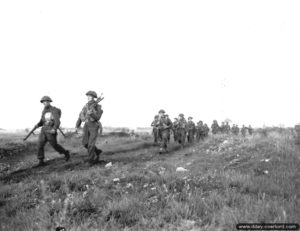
[
  {"xmin": 165, "ymin": 114, "xmax": 171, "ymax": 143},
  {"xmin": 172, "ymin": 118, "xmax": 179, "ymax": 142},
  {"xmin": 76, "ymin": 91, "xmax": 103, "ymax": 166},
  {"xmin": 248, "ymin": 125, "xmax": 253, "ymax": 135},
  {"xmin": 241, "ymin": 125, "xmax": 247, "ymax": 137},
  {"xmin": 211, "ymin": 120, "xmax": 220, "ymax": 135},
  {"xmin": 34, "ymin": 96, "xmax": 70, "ymax": 166},
  {"xmin": 196, "ymin": 120, "xmax": 205, "ymax": 142},
  {"xmin": 177, "ymin": 113, "xmax": 187, "ymax": 147},
  {"xmin": 187, "ymin": 117, "xmax": 196, "ymax": 143},
  {"xmin": 151, "ymin": 115, "xmax": 160, "ymax": 144},
  {"xmin": 220, "ymin": 122, "xmax": 226, "ymax": 134},
  {"xmin": 225, "ymin": 122, "xmax": 231, "ymax": 134},
  {"xmin": 204, "ymin": 123, "xmax": 210, "ymax": 137},
  {"xmin": 156, "ymin": 109, "xmax": 172, "ymax": 154}
]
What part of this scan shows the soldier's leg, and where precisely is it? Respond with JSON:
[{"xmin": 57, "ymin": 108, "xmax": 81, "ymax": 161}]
[
  {"xmin": 47, "ymin": 133, "xmax": 69, "ymax": 158},
  {"xmin": 87, "ymin": 127, "xmax": 99, "ymax": 163},
  {"xmin": 159, "ymin": 130, "xmax": 168, "ymax": 153},
  {"xmin": 37, "ymin": 129, "xmax": 47, "ymax": 162},
  {"xmin": 82, "ymin": 125, "xmax": 89, "ymax": 148}
]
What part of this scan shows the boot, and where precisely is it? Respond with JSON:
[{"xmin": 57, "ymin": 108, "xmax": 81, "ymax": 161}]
[{"xmin": 36, "ymin": 159, "xmax": 47, "ymax": 167}]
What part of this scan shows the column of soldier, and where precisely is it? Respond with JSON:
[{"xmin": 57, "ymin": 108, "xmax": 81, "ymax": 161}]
[{"xmin": 151, "ymin": 109, "xmax": 253, "ymax": 154}]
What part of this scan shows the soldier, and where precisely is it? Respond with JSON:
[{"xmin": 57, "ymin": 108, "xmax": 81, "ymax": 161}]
[
  {"xmin": 203, "ymin": 123, "xmax": 210, "ymax": 137},
  {"xmin": 231, "ymin": 124, "xmax": 236, "ymax": 135},
  {"xmin": 172, "ymin": 118, "xmax": 179, "ymax": 142},
  {"xmin": 225, "ymin": 122, "xmax": 231, "ymax": 134},
  {"xmin": 187, "ymin": 117, "xmax": 196, "ymax": 143},
  {"xmin": 196, "ymin": 120, "xmax": 205, "ymax": 142},
  {"xmin": 151, "ymin": 115, "xmax": 160, "ymax": 144},
  {"xmin": 241, "ymin": 125, "xmax": 247, "ymax": 137},
  {"xmin": 248, "ymin": 125, "xmax": 253, "ymax": 135},
  {"xmin": 76, "ymin": 91, "xmax": 103, "ymax": 166},
  {"xmin": 211, "ymin": 120, "xmax": 220, "ymax": 135},
  {"xmin": 220, "ymin": 122, "xmax": 226, "ymax": 134},
  {"xmin": 177, "ymin": 114, "xmax": 187, "ymax": 147},
  {"xmin": 156, "ymin": 109, "xmax": 172, "ymax": 154},
  {"xmin": 165, "ymin": 114, "xmax": 171, "ymax": 143},
  {"xmin": 34, "ymin": 96, "xmax": 70, "ymax": 166}
]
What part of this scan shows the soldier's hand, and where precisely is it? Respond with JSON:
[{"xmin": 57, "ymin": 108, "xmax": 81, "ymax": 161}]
[{"xmin": 87, "ymin": 110, "xmax": 93, "ymax": 115}]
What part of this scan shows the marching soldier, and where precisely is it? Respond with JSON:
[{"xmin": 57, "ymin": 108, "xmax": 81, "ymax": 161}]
[
  {"xmin": 211, "ymin": 120, "xmax": 220, "ymax": 135},
  {"xmin": 177, "ymin": 113, "xmax": 187, "ymax": 147},
  {"xmin": 35, "ymin": 96, "xmax": 70, "ymax": 166},
  {"xmin": 196, "ymin": 121, "xmax": 205, "ymax": 142},
  {"xmin": 225, "ymin": 122, "xmax": 231, "ymax": 134},
  {"xmin": 187, "ymin": 117, "xmax": 196, "ymax": 143},
  {"xmin": 241, "ymin": 125, "xmax": 247, "ymax": 137},
  {"xmin": 76, "ymin": 91, "xmax": 103, "ymax": 166},
  {"xmin": 248, "ymin": 125, "xmax": 253, "ymax": 135},
  {"xmin": 172, "ymin": 118, "xmax": 179, "ymax": 142},
  {"xmin": 156, "ymin": 109, "xmax": 172, "ymax": 154},
  {"xmin": 165, "ymin": 114, "xmax": 171, "ymax": 143},
  {"xmin": 220, "ymin": 122, "xmax": 226, "ymax": 134},
  {"xmin": 203, "ymin": 123, "xmax": 210, "ymax": 137},
  {"xmin": 151, "ymin": 115, "xmax": 160, "ymax": 144}
]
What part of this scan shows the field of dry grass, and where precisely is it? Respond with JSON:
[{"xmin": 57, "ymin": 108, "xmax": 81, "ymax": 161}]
[{"xmin": 0, "ymin": 129, "xmax": 299, "ymax": 230}]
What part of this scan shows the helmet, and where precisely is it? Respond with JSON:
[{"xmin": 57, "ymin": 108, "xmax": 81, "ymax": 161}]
[
  {"xmin": 40, "ymin": 96, "xmax": 52, "ymax": 103},
  {"xmin": 158, "ymin": 109, "xmax": 165, "ymax": 114},
  {"xmin": 86, "ymin": 91, "xmax": 97, "ymax": 98},
  {"xmin": 179, "ymin": 113, "xmax": 184, "ymax": 117},
  {"xmin": 188, "ymin": 117, "xmax": 193, "ymax": 120}
]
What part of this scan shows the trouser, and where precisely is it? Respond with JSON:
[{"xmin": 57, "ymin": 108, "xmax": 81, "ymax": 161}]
[
  {"xmin": 153, "ymin": 128, "xmax": 159, "ymax": 143},
  {"xmin": 187, "ymin": 130, "xmax": 194, "ymax": 143},
  {"xmin": 82, "ymin": 124, "xmax": 101, "ymax": 162},
  {"xmin": 159, "ymin": 129, "xmax": 169, "ymax": 150},
  {"xmin": 37, "ymin": 127, "xmax": 68, "ymax": 160},
  {"xmin": 177, "ymin": 128, "xmax": 186, "ymax": 146},
  {"xmin": 173, "ymin": 129, "xmax": 178, "ymax": 142},
  {"xmin": 196, "ymin": 131, "xmax": 201, "ymax": 142}
]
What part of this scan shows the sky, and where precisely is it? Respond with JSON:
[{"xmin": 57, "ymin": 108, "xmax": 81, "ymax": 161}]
[{"xmin": 0, "ymin": 0, "xmax": 300, "ymax": 130}]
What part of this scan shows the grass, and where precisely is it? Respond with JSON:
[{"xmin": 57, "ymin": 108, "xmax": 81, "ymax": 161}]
[{"xmin": 0, "ymin": 129, "xmax": 299, "ymax": 230}]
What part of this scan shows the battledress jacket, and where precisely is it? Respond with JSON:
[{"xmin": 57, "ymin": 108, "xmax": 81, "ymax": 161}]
[{"xmin": 36, "ymin": 105, "xmax": 61, "ymax": 130}]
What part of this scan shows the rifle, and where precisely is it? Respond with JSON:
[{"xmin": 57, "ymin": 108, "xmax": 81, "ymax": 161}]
[
  {"xmin": 80, "ymin": 93, "xmax": 104, "ymax": 121},
  {"xmin": 58, "ymin": 127, "xmax": 66, "ymax": 138},
  {"xmin": 23, "ymin": 126, "xmax": 38, "ymax": 141}
]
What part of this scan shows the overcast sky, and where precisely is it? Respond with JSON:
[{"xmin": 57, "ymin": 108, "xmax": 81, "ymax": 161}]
[{"xmin": 1, "ymin": 1, "xmax": 300, "ymax": 129}]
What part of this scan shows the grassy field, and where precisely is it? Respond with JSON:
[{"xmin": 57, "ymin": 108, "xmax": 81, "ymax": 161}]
[{"xmin": 0, "ymin": 130, "xmax": 299, "ymax": 230}]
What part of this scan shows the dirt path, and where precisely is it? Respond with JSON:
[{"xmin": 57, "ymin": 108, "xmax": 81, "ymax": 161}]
[{"xmin": 0, "ymin": 137, "xmax": 187, "ymax": 184}]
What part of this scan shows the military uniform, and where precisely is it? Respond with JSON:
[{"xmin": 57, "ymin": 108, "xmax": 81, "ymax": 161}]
[
  {"xmin": 248, "ymin": 125, "xmax": 253, "ymax": 135},
  {"xmin": 36, "ymin": 96, "xmax": 69, "ymax": 164},
  {"xmin": 172, "ymin": 118, "xmax": 179, "ymax": 142},
  {"xmin": 187, "ymin": 117, "xmax": 196, "ymax": 143},
  {"xmin": 196, "ymin": 121, "xmax": 205, "ymax": 142},
  {"xmin": 211, "ymin": 120, "xmax": 220, "ymax": 135},
  {"xmin": 76, "ymin": 91, "xmax": 103, "ymax": 165},
  {"xmin": 151, "ymin": 116, "xmax": 160, "ymax": 144},
  {"xmin": 241, "ymin": 126, "xmax": 247, "ymax": 137},
  {"xmin": 203, "ymin": 124, "xmax": 210, "ymax": 137},
  {"xmin": 156, "ymin": 110, "xmax": 172, "ymax": 153},
  {"xmin": 224, "ymin": 122, "xmax": 231, "ymax": 134},
  {"xmin": 177, "ymin": 114, "xmax": 187, "ymax": 147}
]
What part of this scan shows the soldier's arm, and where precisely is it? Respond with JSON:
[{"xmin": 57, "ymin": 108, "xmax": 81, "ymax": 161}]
[{"xmin": 89, "ymin": 104, "xmax": 102, "ymax": 121}]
